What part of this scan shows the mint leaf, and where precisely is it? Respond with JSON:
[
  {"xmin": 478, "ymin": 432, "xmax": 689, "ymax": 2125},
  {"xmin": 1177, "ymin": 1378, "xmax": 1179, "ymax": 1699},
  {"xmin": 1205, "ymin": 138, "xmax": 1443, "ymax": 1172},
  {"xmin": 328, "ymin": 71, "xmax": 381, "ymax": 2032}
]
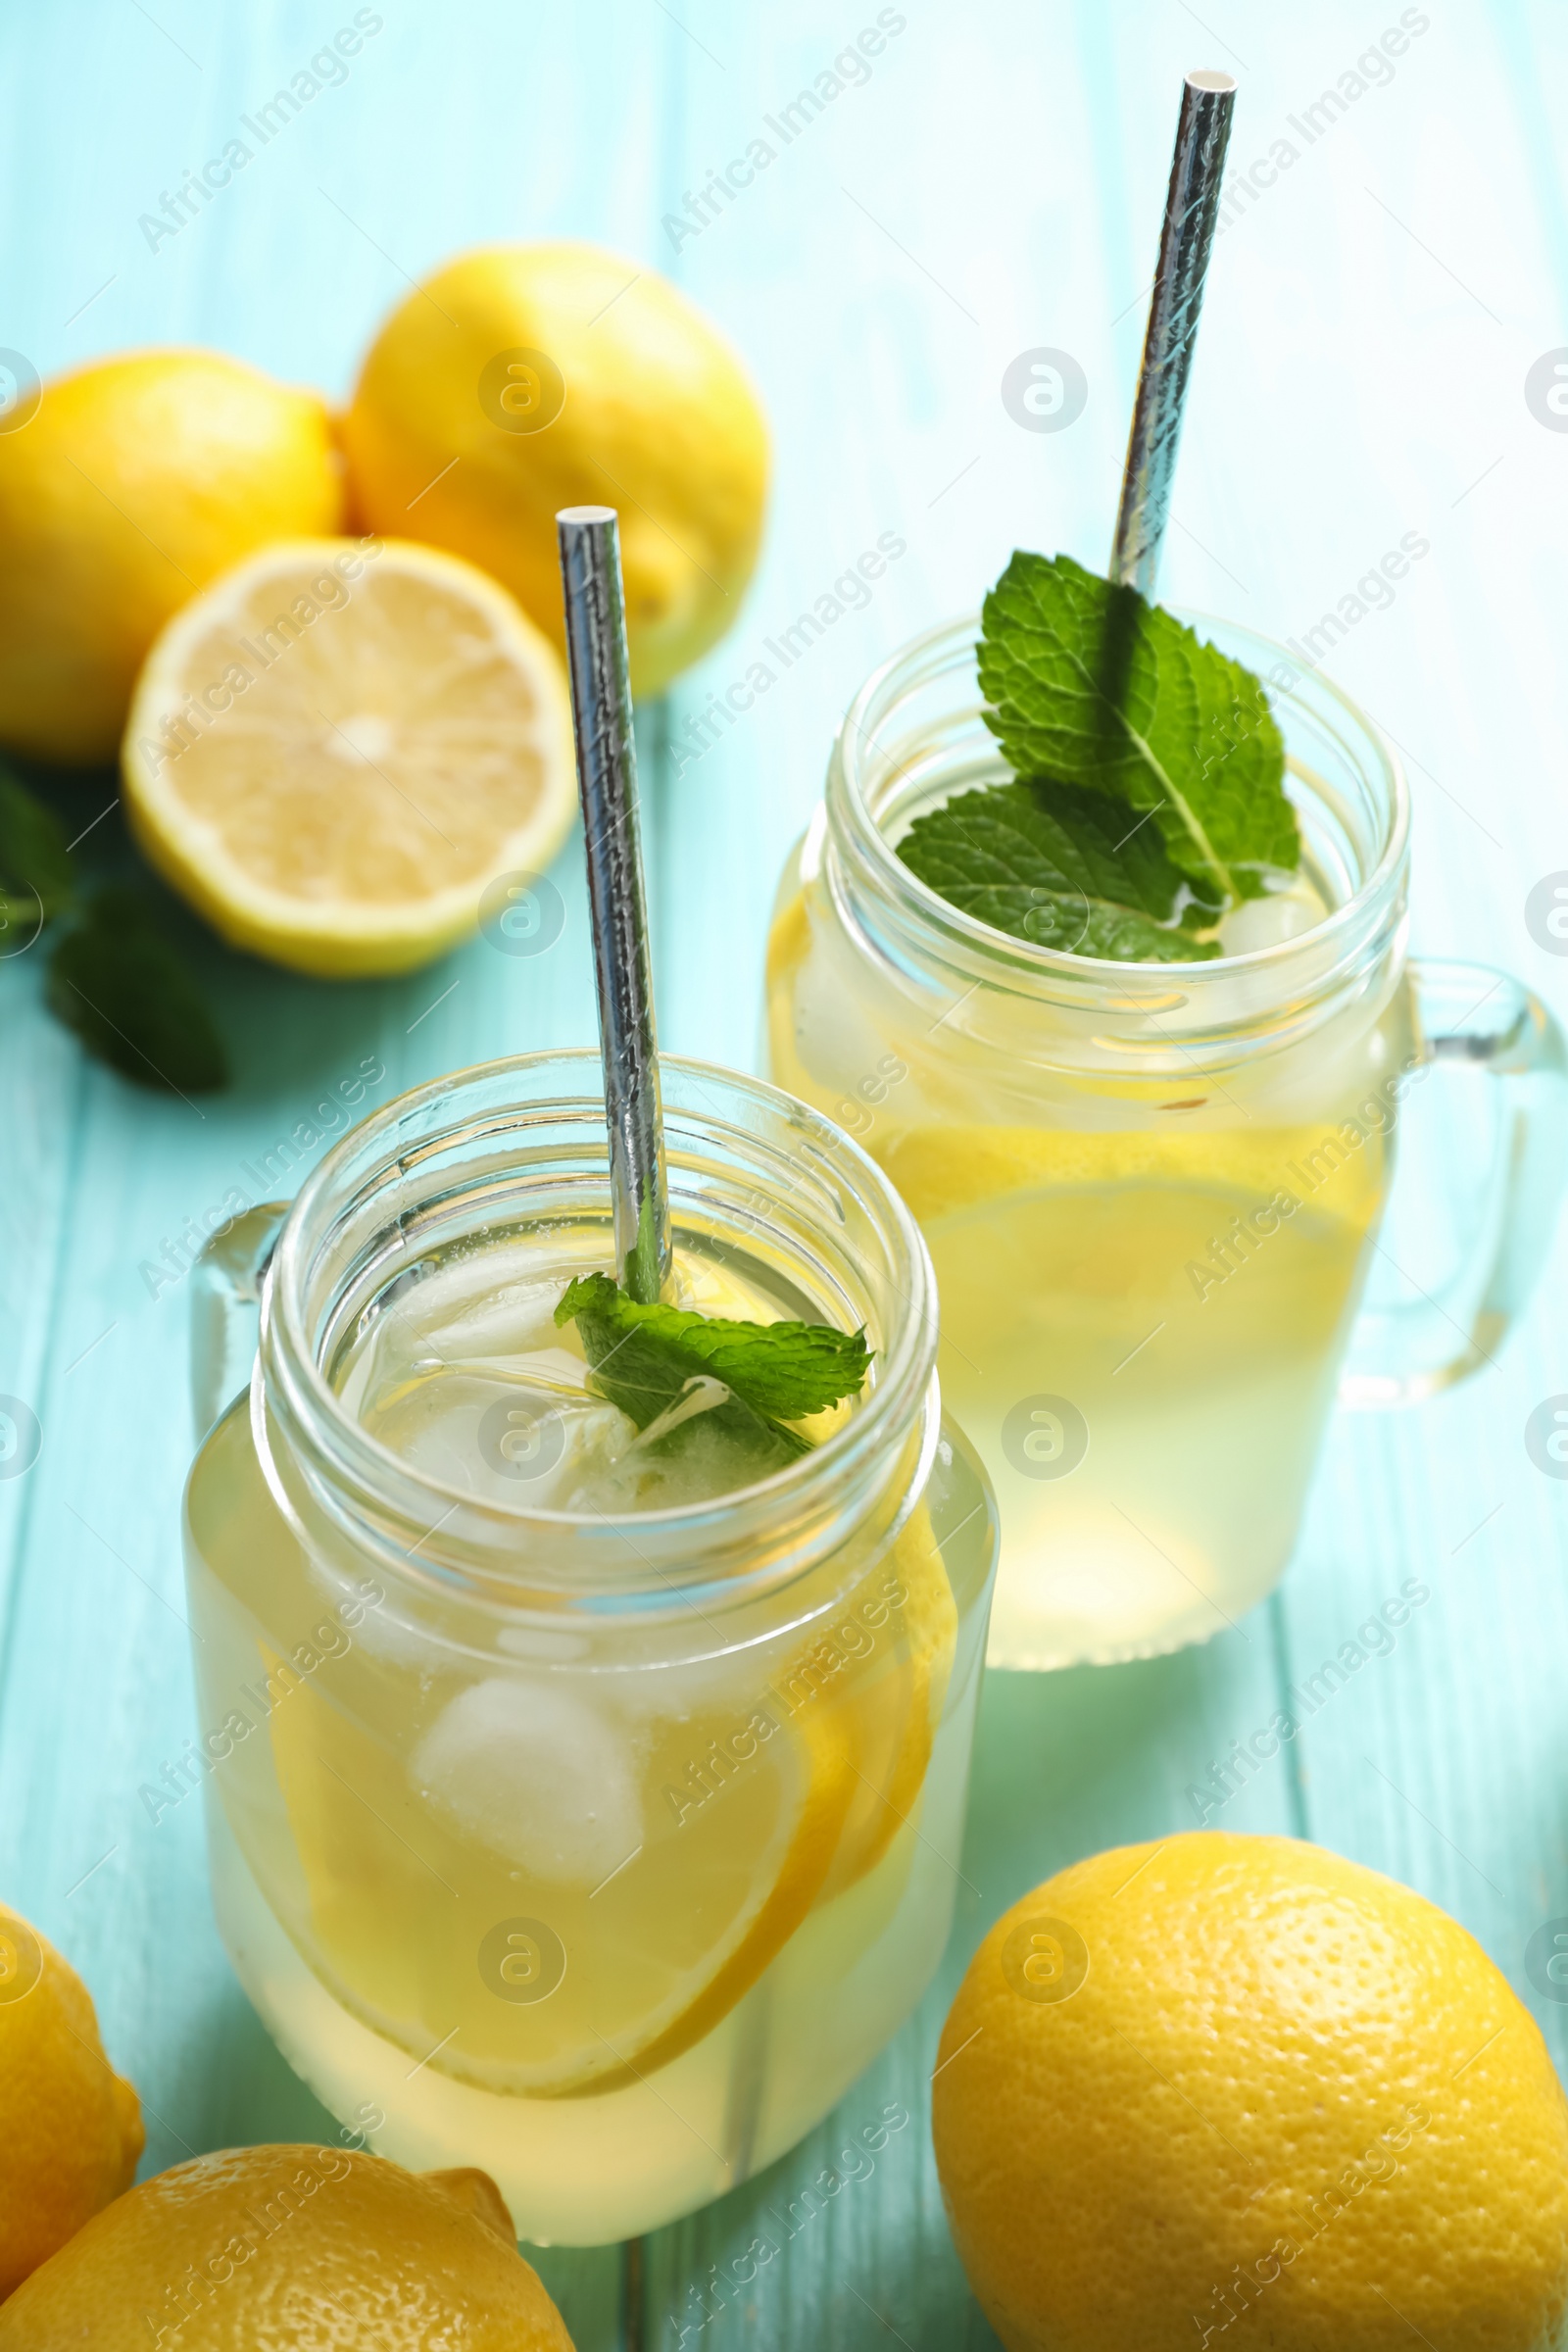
[
  {"xmin": 47, "ymin": 887, "xmax": 228, "ymax": 1094},
  {"xmin": 0, "ymin": 777, "xmax": 232, "ymax": 1088},
  {"xmin": 0, "ymin": 768, "xmax": 75, "ymax": 951},
  {"xmin": 556, "ymin": 1271, "xmax": 870, "ymax": 1466},
  {"xmin": 899, "ymin": 779, "xmax": 1220, "ymax": 961},
  {"xmin": 976, "ymin": 552, "xmax": 1298, "ymax": 905}
]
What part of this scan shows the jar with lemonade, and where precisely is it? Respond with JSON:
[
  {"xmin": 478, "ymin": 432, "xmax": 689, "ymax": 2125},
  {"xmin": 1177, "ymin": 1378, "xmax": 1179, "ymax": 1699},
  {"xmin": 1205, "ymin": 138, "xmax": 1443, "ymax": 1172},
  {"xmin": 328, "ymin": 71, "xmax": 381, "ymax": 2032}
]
[
  {"xmin": 183, "ymin": 1051, "xmax": 996, "ymax": 2243},
  {"xmin": 766, "ymin": 570, "xmax": 1566, "ymax": 1668}
]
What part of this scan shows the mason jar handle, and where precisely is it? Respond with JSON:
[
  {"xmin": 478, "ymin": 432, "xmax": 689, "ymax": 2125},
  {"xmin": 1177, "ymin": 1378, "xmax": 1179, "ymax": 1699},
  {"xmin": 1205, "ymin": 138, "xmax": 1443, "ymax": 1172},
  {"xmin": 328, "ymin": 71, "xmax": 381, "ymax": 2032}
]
[
  {"xmin": 190, "ymin": 1200, "xmax": 290, "ymax": 1439},
  {"xmin": 1339, "ymin": 959, "xmax": 1568, "ymax": 1408}
]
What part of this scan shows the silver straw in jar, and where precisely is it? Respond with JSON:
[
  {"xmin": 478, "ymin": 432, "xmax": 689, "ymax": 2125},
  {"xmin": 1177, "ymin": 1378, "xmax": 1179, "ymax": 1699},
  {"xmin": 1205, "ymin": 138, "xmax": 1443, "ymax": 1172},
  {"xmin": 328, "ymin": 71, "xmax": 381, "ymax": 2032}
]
[
  {"xmin": 1109, "ymin": 69, "xmax": 1237, "ymax": 598},
  {"xmin": 557, "ymin": 506, "xmax": 671, "ymax": 1304}
]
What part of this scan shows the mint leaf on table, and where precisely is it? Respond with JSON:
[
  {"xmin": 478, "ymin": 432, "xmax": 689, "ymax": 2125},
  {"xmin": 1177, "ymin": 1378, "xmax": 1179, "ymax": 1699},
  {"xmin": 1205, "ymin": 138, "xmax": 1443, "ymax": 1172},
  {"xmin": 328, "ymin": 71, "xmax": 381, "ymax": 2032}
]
[
  {"xmin": 0, "ymin": 770, "xmax": 74, "ymax": 912},
  {"xmin": 0, "ymin": 768, "xmax": 74, "ymax": 950},
  {"xmin": 46, "ymin": 886, "xmax": 228, "ymax": 1095},
  {"xmin": 0, "ymin": 765, "xmax": 230, "ymax": 1088},
  {"xmin": 899, "ymin": 778, "xmax": 1221, "ymax": 961},
  {"xmin": 556, "ymin": 1271, "xmax": 870, "ymax": 1468},
  {"xmin": 973, "ymin": 551, "xmax": 1299, "ymax": 908}
]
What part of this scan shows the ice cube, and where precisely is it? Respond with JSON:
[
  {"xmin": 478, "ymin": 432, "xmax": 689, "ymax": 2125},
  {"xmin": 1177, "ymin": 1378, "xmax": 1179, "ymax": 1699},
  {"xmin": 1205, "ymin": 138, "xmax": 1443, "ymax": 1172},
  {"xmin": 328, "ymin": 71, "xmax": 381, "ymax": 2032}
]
[
  {"xmin": 421, "ymin": 1269, "xmax": 571, "ymax": 1361},
  {"xmin": 1215, "ymin": 873, "xmax": 1330, "ymax": 956},
  {"xmin": 358, "ymin": 1361, "xmax": 635, "ymax": 1510},
  {"xmin": 412, "ymin": 1676, "xmax": 643, "ymax": 1886},
  {"xmin": 567, "ymin": 1409, "xmax": 792, "ymax": 1516}
]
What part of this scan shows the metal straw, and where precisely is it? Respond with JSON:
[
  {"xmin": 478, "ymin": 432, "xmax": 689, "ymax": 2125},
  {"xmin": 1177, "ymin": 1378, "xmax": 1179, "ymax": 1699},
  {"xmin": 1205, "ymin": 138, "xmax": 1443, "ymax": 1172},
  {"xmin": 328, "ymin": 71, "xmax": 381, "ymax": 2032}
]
[
  {"xmin": 1109, "ymin": 69, "xmax": 1237, "ymax": 597},
  {"xmin": 557, "ymin": 506, "xmax": 670, "ymax": 1304}
]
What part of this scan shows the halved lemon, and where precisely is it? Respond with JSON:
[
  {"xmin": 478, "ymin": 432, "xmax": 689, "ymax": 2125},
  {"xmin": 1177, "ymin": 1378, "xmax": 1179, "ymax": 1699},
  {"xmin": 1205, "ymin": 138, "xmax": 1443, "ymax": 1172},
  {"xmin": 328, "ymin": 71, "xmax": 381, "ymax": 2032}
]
[{"xmin": 121, "ymin": 536, "xmax": 575, "ymax": 977}]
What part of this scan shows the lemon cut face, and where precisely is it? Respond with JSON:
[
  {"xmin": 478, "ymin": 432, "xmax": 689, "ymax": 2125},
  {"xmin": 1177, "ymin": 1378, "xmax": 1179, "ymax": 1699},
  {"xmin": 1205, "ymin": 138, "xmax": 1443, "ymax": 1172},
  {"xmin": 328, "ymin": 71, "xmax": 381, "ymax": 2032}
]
[
  {"xmin": 263, "ymin": 1655, "xmax": 857, "ymax": 2100},
  {"xmin": 122, "ymin": 537, "xmax": 576, "ymax": 977},
  {"xmin": 257, "ymin": 1521, "xmax": 952, "ymax": 2100}
]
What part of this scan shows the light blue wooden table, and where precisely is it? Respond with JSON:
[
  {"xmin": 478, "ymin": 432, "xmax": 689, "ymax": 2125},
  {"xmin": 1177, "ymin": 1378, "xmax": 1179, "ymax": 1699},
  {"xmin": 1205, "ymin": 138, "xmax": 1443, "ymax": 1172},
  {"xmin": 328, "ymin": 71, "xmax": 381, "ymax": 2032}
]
[{"xmin": 3, "ymin": 4, "xmax": 1567, "ymax": 2343}]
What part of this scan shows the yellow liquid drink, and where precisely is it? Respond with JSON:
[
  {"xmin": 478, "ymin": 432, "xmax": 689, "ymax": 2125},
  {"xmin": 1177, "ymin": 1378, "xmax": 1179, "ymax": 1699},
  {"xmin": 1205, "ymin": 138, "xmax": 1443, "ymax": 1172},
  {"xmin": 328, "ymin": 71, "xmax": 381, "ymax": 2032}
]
[
  {"xmin": 866, "ymin": 1121, "xmax": 1390, "ymax": 1665},
  {"xmin": 770, "ymin": 897, "xmax": 1405, "ymax": 1663},
  {"xmin": 182, "ymin": 1055, "xmax": 996, "ymax": 2242},
  {"xmin": 764, "ymin": 617, "xmax": 1419, "ymax": 1668}
]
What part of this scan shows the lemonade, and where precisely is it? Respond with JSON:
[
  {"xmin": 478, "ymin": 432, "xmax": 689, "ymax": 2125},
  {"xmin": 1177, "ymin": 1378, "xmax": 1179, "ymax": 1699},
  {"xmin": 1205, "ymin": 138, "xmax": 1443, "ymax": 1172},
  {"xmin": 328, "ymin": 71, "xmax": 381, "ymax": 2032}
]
[
  {"xmin": 182, "ymin": 1054, "xmax": 995, "ymax": 2243},
  {"xmin": 769, "ymin": 893, "xmax": 1404, "ymax": 1665},
  {"xmin": 880, "ymin": 1134, "xmax": 1388, "ymax": 1666},
  {"xmin": 764, "ymin": 613, "xmax": 1418, "ymax": 1667}
]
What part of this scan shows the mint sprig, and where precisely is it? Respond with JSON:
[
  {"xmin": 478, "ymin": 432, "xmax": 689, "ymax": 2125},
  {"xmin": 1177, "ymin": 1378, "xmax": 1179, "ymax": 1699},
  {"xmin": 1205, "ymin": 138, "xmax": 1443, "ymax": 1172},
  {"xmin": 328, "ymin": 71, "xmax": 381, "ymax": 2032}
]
[
  {"xmin": 899, "ymin": 779, "xmax": 1220, "ymax": 962},
  {"xmin": 0, "ymin": 762, "xmax": 227, "ymax": 1092},
  {"xmin": 0, "ymin": 772, "xmax": 74, "ymax": 935},
  {"xmin": 48, "ymin": 885, "xmax": 228, "ymax": 1094},
  {"xmin": 899, "ymin": 551, "xmax": 1301, "ymax": 958},
  {"xmin": 556, "ymin": 1271, "xmax": 870, "ymax": 1470},
  {"xmin": 979, "ymin": 552, "xmax": 1298, "ymax": 904}
]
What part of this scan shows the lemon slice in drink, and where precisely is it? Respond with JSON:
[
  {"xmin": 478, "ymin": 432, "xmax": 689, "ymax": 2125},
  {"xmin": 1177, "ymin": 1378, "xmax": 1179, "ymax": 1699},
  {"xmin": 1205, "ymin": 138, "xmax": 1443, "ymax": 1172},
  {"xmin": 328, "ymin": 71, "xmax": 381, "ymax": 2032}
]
[
  {"xmin": 259, "ymin": 1654, "xmax": 858, "ymax": 2098},
  {"xmin": 822, "ymin": 1503, "xmax": 957, "ymax": 1899},
  {"xmin": 873, "ymin": 1121, "xmax": 1385, "ymax": 1231},
  {"xmin": 245, "ymin": 1502, "xmax": 954, "ymax": 2097},
  {"xmin": 580, "ymin": 1521, "xmax": 956, "ymax": 2077},
  {"xmin": 121, "ymin": 537, "xmax": 574, "ymax": 977}
]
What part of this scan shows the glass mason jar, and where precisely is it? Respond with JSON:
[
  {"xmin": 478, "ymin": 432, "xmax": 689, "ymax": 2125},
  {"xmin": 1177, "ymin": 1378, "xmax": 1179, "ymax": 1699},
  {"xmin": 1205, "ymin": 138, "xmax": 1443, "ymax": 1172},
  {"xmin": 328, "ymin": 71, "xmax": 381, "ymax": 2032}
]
[
  {"xmin": 765, "ymin": 616, "xmax": 1568, "ymax": 1671},
  {"xmin": 183, "ymin": 1052, "xmax": 996, "ymax": 2246}
]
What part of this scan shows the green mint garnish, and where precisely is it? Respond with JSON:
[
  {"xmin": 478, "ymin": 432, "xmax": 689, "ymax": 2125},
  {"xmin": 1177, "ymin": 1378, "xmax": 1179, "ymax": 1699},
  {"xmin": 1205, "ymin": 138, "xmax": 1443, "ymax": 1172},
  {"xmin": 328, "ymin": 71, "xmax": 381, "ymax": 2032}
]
[
  {"xmin": 899, "ymin": 778, "xmax": 1220, "ymax": 962},
  {"xmin": 0, "ymin": 770, "xmax": 74, "ymax": 933},
  {"xmin": 899, "ymin": 551, "xmax": 1301, "ymax": 957},
  {"xmin": 556, "ymin": 1271, "xmax": 871, "ymax": 1470},
  {"xmin": 0, "ymin": 760, "xmax": 228, "ymax": 1090},
  {"xmin": 47, "ymin": 885, "xmax": 228, "ymax": 1095}
]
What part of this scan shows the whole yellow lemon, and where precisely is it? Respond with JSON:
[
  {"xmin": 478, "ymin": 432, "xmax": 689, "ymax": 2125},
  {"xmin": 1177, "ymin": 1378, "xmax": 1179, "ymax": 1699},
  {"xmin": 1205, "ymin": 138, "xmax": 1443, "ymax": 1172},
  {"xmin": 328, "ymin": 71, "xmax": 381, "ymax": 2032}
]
[
  {"xmin": 0, "ymin": 1903, "xmax": 143, "ymax": 2299},
  {"xmin": 343, "ymin": 242, "xmax": 768, "ymax": 698},
  {"xmin": 0, "ymin": 349, "xmax": 344, "ymax": 763},
  {"xmin": 932, "ymin": 1834, "xmax": 1568, "ymax": 2352},
  {"xmin": 0, "ymin": 2143, "xmax": 574, "ymax": 2349}
]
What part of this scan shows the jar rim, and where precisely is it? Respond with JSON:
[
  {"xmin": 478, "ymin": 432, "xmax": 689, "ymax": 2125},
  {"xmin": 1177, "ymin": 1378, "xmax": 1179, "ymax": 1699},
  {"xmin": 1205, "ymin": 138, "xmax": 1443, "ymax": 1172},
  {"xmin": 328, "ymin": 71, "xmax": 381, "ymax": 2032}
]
[
  {"xmin": 827, "ymin": 609, "xmax": 1410, "ymax": 996},
  {"xmin": 261, "ymin": 1050, "xmax": 939, "ymax": 1604}
]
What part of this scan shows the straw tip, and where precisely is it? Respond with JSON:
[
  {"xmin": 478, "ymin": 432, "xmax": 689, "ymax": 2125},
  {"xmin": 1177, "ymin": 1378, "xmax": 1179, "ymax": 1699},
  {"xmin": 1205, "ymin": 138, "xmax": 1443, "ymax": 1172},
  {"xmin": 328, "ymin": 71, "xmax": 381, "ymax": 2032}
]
[
  {"xmin": 1186, "ymin": 67, "xmax": 1236, "ymax": 93},
  {"xmin": 558, "ymin": 504, "xmax": 617, "ymax": 527}
]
